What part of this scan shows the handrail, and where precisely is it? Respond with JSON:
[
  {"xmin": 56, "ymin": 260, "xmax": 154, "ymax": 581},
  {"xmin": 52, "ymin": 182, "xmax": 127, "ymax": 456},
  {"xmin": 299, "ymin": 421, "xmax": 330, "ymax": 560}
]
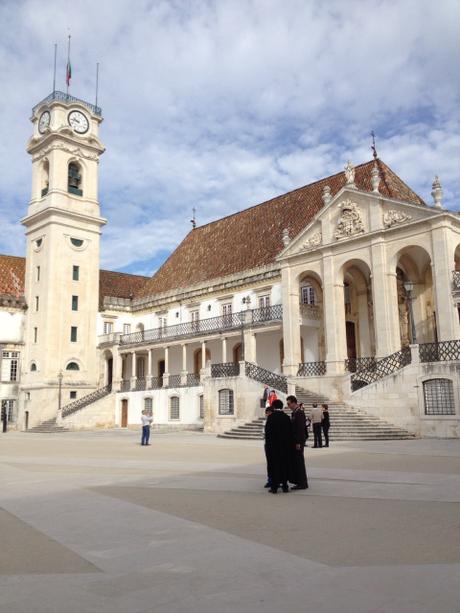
[
  {"xmin": 62, "ymin": 384, "xmax": 112, "ymax": 417},
  {"xmin": 32, "ymin": 90, "xmax": 102, "ymax": 116},
  {"xmin": 211, "ymin": 362, "xmax": 240, "ymax": 378},
  {"xmin": 119, "ymin": 305, "xmax": 283, "ymax": 347},
  {"xmin": 297, "ymin": 361, "xmax": 326, "ymax": 376},
  {"xmin": 419, "ymin": 340, "xmax": 460, "ymax": 363},
  {"xmin": 350, "ymin": 347, "xmax": 411, "ymax": 391},
  {"xmin": 245, "ymin": 361, "xmax": 288, "ymax": 393}
]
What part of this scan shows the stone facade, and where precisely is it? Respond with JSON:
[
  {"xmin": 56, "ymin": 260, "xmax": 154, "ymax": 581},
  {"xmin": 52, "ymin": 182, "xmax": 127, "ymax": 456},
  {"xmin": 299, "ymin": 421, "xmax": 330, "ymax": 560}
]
[{"xmin": 1, "ymin": 93, "xmax": 460, "ymax": 437}]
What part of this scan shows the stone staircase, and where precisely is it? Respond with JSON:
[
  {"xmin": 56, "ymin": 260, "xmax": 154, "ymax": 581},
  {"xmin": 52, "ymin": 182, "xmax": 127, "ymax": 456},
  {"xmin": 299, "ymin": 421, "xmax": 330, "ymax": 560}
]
[
  {"xmin": 27, "ymin": 418, "xmax": 69, "ymax": 433},
  {"xmin": 217, "ymin": 385, "xmax": 415, "ymax": 441}
]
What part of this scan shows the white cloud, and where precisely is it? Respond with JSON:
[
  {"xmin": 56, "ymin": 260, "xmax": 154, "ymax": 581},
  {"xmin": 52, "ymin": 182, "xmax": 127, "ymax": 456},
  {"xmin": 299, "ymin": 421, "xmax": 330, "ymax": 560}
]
[{"xmin": 1, "ymin": 0, "xmax": 459, "ymax": 271}]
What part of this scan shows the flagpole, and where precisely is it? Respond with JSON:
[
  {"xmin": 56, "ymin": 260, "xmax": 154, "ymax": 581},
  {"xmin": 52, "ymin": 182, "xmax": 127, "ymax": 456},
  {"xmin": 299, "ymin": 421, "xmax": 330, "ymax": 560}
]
[
  {"xmin": 52, "ymin": 43, "xmax": 57, "ymax": 93},
  {"xmin": 66, "ymin": 34, "xmax": 71, "ymax": 96},
  {"xmin": 95, "ymin": 62, "xmax": 99, "ymax": 108}
]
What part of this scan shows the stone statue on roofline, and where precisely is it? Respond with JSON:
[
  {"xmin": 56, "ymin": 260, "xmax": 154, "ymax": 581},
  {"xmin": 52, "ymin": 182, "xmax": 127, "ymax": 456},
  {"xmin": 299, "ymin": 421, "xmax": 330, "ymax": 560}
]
[{"xmin": 344, "ymin": 160, "xmax": 356, "ymax": 187}]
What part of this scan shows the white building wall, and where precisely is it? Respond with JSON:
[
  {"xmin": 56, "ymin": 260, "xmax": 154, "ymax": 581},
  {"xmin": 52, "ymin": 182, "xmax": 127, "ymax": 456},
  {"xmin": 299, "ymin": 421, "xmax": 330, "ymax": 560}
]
[{"xmin": 0, "ymin": 310, "xmax": 24, "ymax": 343}]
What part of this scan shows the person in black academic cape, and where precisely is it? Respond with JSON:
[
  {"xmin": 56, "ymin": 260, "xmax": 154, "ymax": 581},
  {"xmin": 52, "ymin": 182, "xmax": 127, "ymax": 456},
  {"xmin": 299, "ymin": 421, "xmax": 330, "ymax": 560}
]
[
  {"xmin": 287, "ymin": 395, "xmax": 309, "ymax": 490},
  {"xmin": 264, "ymin": 399, "xmax": 291, "ymax": 494},
  {"xmin": 322, "ymin": 403, "xmax": 330, "ymax": 447}
]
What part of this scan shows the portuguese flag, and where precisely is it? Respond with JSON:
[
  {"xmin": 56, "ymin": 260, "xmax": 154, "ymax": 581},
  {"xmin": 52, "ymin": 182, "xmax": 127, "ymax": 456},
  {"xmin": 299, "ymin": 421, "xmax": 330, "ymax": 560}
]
[{"xmin": 66, "ymin": 60, "xmax": 72, "ymax": 86}]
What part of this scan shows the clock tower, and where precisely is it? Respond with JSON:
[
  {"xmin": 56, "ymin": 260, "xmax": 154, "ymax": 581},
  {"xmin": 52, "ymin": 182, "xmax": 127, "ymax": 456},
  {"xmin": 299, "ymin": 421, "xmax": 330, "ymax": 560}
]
[{"xmin": 20, "ymin": 91, "xmax": 106, "ymax": 427}]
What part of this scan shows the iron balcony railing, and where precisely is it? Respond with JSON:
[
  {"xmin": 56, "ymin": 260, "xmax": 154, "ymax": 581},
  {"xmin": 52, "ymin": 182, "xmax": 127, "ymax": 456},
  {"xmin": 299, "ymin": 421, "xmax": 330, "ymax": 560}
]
[
  {"xmin": 419, "ymin": 340, "xmax": 460, "ymax": 363},
  {"xmin": 452, "ymin": 270, "xmax": 460, "ymax": 291},
  {"xmin": 297, "ymin": 361, "xmax": 326, "ymax": 377},
  {"xmin": 350, "ymin": 347, "xmax": 411, "ymax": 392},
  {"xmin": 245, "ymin": 361, "xmax": 288, "ymax": 393},
  {"xmin": 149, "ymin": 376, "xmax": 163, "ymax": 390},
  {"xmin": 119, "ymin": 305, "xmax": 283, "ymax": 347},
  {"xmin": 186, "ymin": 373, "xmax": 201, "ymax": 387},
  {"xmin": 167, "ymin": 374, "xmax": 182, "ymax": 388},
  {"xmin": 211, "ymin": 362, "xmax": 240, "ymax": 378},
  {"xmin": 345, "ymin": 357, "xmax": 377, "ymax": 373},
  {"xmin": 32, "ymin": 90, "xmax": 102, "ymax": 116},
  {"xmin": 121, "ymin": 380, "xmax": 130, "ymax": 392}
]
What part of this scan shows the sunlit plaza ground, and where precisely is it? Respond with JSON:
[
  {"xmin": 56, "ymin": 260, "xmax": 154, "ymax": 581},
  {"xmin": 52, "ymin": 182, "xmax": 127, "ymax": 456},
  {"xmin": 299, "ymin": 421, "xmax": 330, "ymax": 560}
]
[{"xmin": 1, "ymin": 430, "xmax": 460, "ymax": 613}]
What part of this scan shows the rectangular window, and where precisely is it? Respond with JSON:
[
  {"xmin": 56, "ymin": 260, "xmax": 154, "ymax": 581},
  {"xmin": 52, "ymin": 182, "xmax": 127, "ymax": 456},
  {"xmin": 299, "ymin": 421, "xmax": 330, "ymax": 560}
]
[
  {"xmin": 222, "ymin": 303, "xmax": 232, "ymax": 326},
  {"xmin": 103, "ymin": 321, "xmax": 113, "ymax": 334},
  {"xmin": 199, "ymin": 395, "xmax": 204, "ymax": 419},
  {"xmin": 1, "ymin": 352, "xmax": 19, "ymax": 382},
  {"xmin": 33, "ymin": 327, "xmax": 38, "ymax": 343},
  {"xmin": 258, "ymin": 295, "xmax": 270, "ymax": 308},
  {"xmin": 35, "ymin": 296, "xmax": 39, "ymax": 311},
  {"xmin": 72, "ymin": 295, "xmax": 79, "ymax": 311},
  {"xmin": 144, "ymin": 397, "xmax": 153, "ymax": 413},
  {"xmin": 423, "ymin": 379, "xmax": 455, "ymax": 415},
  {"xmin": 218, "ymin": 389, "xmax": 234, "ymax": 415},
  {"xmin": 72, "ymin": 265, "xmax": 79, "ymax": 281},
  {"xmin": 70, "ymin": 391, "xmax": 77, "ymax": 400},
  {"xmin": 36, "ymin": 266, "xmax": 40, "ymax": 282},
  {"xmin": 70, "ymin": 326, "xmax": 78, "ymax": 342},
  {"xmin": 301, "ymin": 285, "xmax": 315, "ymax": 305},
  {"xmin": 191, "ymin": 310, "xmax": 200, "ymax": 332},
  {"xmin": 169, "ymin": 396, "xmax": 180, "ymax": 420},
  {"xmin": 123, "ymin": 323, "xmax": 131, "ymax": 335},
  {"xmin": 1, "ymin": 399, "xmax": 16, "ymax": 423}
]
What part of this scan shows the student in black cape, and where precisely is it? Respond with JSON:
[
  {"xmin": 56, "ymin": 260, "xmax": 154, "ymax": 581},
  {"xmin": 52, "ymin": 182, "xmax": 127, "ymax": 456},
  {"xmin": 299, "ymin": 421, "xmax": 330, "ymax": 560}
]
[
  {"xmin": 264, "ymin": 399, "xmax": 291, "ymax": 494},
  {"xmin": 287, "ymin": 395, "xmax": 309, "ymax": 490}
]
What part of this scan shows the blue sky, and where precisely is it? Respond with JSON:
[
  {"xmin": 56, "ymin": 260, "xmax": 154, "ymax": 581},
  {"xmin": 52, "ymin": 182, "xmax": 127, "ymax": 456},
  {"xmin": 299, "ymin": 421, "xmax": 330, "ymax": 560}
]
[{"xmin": 1, "ymin": 0, "xmax": 459, "ymax": 276}]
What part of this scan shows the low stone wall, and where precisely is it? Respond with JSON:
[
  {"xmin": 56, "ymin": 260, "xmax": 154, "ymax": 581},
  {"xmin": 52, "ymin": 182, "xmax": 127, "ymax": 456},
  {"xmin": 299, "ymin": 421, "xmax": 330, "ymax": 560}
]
[
  {"xmin": 350, "ymin": 361, "xmax": 460, "ymax": 438},
  {"xmin": 62, "ymin": 392, "xmax": 116, "ymax": 430}
]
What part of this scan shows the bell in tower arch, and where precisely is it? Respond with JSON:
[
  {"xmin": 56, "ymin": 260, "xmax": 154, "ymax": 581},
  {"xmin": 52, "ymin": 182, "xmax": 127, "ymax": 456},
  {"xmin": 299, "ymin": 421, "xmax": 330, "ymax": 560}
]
[{"xmin": 68, "ymin": 162, "xmax": 83, "ymax": 196}]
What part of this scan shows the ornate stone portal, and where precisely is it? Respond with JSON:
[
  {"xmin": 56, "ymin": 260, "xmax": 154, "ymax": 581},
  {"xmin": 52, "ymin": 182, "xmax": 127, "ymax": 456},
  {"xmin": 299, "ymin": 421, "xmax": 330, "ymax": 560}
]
[{"xmin": 335, "ymin": 199, "xmax": 365, "ymax": 239}]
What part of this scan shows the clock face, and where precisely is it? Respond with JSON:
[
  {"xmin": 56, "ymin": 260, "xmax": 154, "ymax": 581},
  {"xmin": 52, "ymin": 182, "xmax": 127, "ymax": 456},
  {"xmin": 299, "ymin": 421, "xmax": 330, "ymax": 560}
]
[
  {"xmin": 38, "ymin": 111, "xmax": 50, "ymax": 134},
  {"xmin": 68, "ymin": 110, "xmax": 89, "ymax": 134}
]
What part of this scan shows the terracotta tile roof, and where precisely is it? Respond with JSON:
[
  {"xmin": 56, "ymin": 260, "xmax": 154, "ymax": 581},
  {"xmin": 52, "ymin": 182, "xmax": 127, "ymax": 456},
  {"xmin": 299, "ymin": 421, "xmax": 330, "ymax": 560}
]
[
  {"xmin": 137, "ymin": 159, "xmax": 426, "ymax": 298},
  {"xmin": 0, "ymin": 254, "xmax": 148, "ymax": 308},
  {"xmin": 0, "ymin": 255, "xmax": 26, "ymax": 298},
  {"xmin": 98, "ymin": 269, "xmax": 149, "ymax": 308}
]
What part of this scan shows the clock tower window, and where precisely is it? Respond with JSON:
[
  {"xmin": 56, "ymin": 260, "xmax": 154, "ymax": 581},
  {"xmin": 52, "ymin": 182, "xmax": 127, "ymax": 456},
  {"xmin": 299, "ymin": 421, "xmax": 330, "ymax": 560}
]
[
  {"xmin": 41, "ymin": 160, "xmax": 49, "ymax": 197},
  {"xmin": 68, "ymin": 162, "xmax": 83, "ymax": 196}
]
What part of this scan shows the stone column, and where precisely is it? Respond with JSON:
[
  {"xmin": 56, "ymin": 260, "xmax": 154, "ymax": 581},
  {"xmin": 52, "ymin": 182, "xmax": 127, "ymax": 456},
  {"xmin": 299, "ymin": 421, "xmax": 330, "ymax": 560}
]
[
  {"xmin": 243, "ymin": 329, "xmax": 257, "ymax": 363},
  {"xmin": 222, "ymin": 337, "xmax": 227, "ymax": 363},
  {"xmin": 281, "ymin": 266, "xmax": 301, "ymax": 376},
  {"xmin": 431, "ymin": 225, "xmax": 460, "ymax": 341},
  {"xmin": 163, "ymin": 346, "xmax": 170, "ymax": 387},
  {"xmin": 322, "ymin": 253, "xmax": 347, "ymax": 374},
  {"xmin": 112, "ymin": 346, "xmax": 122, "ymax": 392},
  {"xmin": 146, "ymin": 349, "xmax": 153, "ymax": 388},
  {"xmin": 181, "ymin": 344, "xmax": 188, "ymax": 385},
  {"xmin": 370, "ymin": 239, "xmax": 401, "ymax": 357},
  {"xmin": 201, "ymin": 341, "xmax": 207, "ymax": 370},
  {"xmin": 130, "ymin": 351, "xmax": 137, "ymax": 390}
]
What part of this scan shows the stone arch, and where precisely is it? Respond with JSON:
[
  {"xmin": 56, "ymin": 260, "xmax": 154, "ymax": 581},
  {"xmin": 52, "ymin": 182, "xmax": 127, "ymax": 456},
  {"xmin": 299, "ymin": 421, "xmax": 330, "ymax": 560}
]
[
  {"xmin": 297, "ymin": 270, "xmax": 324, "ymax": 362},
  {"xmin": 340, "ymin": 258, "xmax": 375, "ymax": 358},
  {"xmin": 67, "ymin": 159, "xmax": 84, "ymax": 196},
  {"xmin": 394, "ymin": 245, "xmax": 435, "ymax": 345},
  {"xmin": 103, "ymin": 349, "xmax": 113, "ymax": 386}
]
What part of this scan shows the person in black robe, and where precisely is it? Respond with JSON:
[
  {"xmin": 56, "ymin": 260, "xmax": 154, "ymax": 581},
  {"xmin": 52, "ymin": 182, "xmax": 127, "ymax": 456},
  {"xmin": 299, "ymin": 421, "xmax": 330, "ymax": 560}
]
[
  {"xmin": 287, "ymin": 395, "xmax": 309, "ymax": 490},
  {"xmin": 264, "ymin": 399, "xmax": 291, "ymax": 494},
  {"xmin": 322, "ymin": 403, "xmax": 330, "ymax": 447}
]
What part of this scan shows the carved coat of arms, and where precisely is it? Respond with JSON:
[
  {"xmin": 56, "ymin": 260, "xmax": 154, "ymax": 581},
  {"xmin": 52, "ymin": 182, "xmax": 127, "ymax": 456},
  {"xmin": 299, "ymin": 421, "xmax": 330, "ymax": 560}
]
[{"xmin": 334, "ymin": 199, "xmax": 364, "ymax": 239}]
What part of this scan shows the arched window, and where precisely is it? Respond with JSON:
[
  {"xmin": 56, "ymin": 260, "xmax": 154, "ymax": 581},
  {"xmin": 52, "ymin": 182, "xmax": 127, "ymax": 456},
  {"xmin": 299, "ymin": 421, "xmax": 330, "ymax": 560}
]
[
  {"xmin": 218, "ymin": 389, "xmax": 234, "ymax": 415},
  {"xmin": 423, "ymin": 379, "xmax": 455, "ymax": 415},
  {"xmin": 199, "ymin": 394, "xmax": 204, "ymax": 419},
  {"xmin": 68, "ymin": 162, "xmax": 83, "ymax": 196},
  {"xmin": 66, "ymin": 362, "xmax": 80, "ymax": 371},
  {"xmin": 169, "ymin": 396, "xmax": 180, "ymax": 420},
  {"xmin": 30, "ymin": 362, "xmax": 37, "ymax": 372},
  {"xmin": 41, "ymin": 160, "xmax": 49, "ymax": 197}
]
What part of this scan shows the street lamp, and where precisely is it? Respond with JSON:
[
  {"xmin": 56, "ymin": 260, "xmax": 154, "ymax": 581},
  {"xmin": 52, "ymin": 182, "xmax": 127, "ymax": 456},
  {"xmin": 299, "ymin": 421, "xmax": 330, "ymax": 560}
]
[
  {"xmin": 241, "ymin": 295, "xmax": 252, "ymax": 361},
  {"xmin": 403, "ymin": 280, "xmax": 417, "ymax": 344},
  {"xmin": 57, "ymin": 370, "xmax": 63, "ymax": 422}
]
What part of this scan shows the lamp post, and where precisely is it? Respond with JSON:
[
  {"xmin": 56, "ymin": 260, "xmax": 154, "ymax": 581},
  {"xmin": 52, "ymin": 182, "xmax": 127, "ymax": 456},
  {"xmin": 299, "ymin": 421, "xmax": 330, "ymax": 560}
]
[
  {"xmin": 403, "ymin": 280, "xmax": 417, "ymax": 344},
  {"xmin": 241, "ymin": 295, "xmax": 252, "ymax": 361},
  {"xmin": 57, "ymin": 370, "xmax": 63, "ymax": 423}
]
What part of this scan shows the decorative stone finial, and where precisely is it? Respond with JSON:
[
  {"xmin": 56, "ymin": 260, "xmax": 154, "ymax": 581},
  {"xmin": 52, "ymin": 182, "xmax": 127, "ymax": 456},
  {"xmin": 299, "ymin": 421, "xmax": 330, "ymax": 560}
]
[
  {"xmin": 344, "ymin": 160, "xmax": 356, "ymax": 188},
  {"xmin": 322, "ymin": 185, "xmax": 332, "ymax": 205},
  {"xmin": 370, "ymin": 162, "xmax": 380, "ymax": 193},
  {"xmin": 431, "ymin": 176, "xmax": 443, "ymax": 209},
  {"xmin": 282, "ymin": 228, "xmax": 290, "ymax": 247}
]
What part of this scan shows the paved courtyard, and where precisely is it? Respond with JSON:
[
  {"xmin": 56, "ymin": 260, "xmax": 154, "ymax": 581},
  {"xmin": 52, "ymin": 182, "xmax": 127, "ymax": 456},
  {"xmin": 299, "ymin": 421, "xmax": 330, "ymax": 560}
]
[{"xmin": 1, "ymin": 430, "xmax": 460, "ymax": 613}]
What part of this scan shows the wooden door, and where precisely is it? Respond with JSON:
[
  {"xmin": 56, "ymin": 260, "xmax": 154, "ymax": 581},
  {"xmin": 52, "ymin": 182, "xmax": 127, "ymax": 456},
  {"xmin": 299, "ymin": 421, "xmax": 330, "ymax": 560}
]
[
  {"xmin": 346, "ymin": 321, "xmax": 357, "ymax": 358},
  {"xmin": 107, "ymin": 358, "xmax": 113, "ymax": 385},
  {"xmin": 121, "ymin": 399, "xmax": 128, "ymax": 428}
]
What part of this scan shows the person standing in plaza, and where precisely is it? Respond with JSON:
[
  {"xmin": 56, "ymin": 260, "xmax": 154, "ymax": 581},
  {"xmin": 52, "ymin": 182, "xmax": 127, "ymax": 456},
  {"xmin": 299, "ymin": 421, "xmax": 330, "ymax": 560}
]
[
  {"xmin": 310, "ymin": 403, "xmax": 323, "ymax": 448},
  {"xmin": 262, "ymin": 384, "xmax": 270, "ymax": 409},
  {"xmin": 141, "ymin": 409, "xmax": 153, "ymax": 446},
  {"xmin": 263, "ymin": 405, "xmax": 274, "ymax": 488},
  {"xmin": 264, "ymin": 399, "xmax": 291, "ymax": 493},
  {"xmin": 322, "ymin": 403, "xmax": 330, "ymax": 447},
  {"xmin": 287, "ymin": 395, "xmax": 308, "ymax": 490}
]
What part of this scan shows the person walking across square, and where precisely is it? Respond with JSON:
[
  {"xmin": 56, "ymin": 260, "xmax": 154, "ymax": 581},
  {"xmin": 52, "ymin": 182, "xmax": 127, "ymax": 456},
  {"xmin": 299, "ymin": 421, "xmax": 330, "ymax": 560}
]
[
  {"xmin": 310, "ymin": 403, "xmax": 323, "ymax": 448},
  {"xmin": 287, "ymin": 395, "xmax": 308, "ymax": 490},
  {"xmin": 141, "ymin": 409, "xmax": 153, "ymax": 446}
]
